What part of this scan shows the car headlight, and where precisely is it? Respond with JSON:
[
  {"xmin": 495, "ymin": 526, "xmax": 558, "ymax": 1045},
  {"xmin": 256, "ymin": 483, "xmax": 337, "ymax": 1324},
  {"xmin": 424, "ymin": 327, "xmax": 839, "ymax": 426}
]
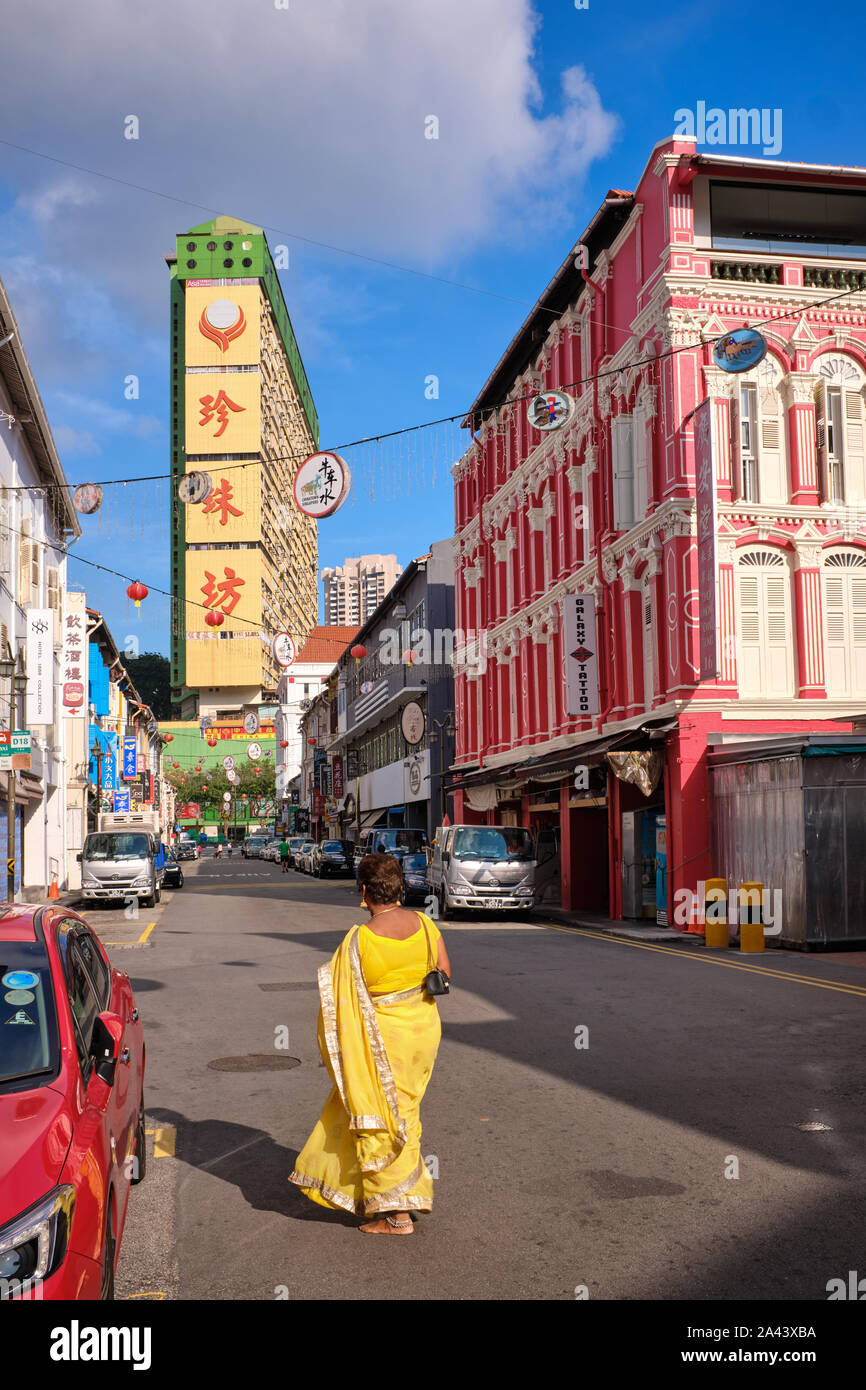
[
  {"xmin": 83, "ymin": 875, "xmax": 102, "ymax": 887},
  {"xmin": 516, "ymin": 886, "xmax": 534, "ymax": 896},
  {"xmin": 0, "ymin": 1185, "xmax": 75, "ymax": 1294},
  {"xmin": 130, "ymin": 875, "xmax": 151, "ymax": 888}
]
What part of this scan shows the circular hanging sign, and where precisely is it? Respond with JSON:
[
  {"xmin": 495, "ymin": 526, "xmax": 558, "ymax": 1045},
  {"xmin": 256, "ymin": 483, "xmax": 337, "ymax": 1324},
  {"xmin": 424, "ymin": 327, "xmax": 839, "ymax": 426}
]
[
  {"xmin": 408, "ymin": 762, "xmax": 422, "ymax": 796},
  {"xmin": 360, "ymin": 680, "xmax": 374, "ymax": 695},
  {"xmin": 527, "ymin": 390, "xmax": 574, "ymax": 432},
  {"xmin": 222, "ymin": 755, "xmax": 235, "ymax": 771},
  {"xmin": 222, "ymin": 791, "xmax": 231, "ymax": 802},
  {"xmin": 712, "ymin": 329, "xmax": 768, "ymax": 374},
  {"xmin": 227, "ymin": 769, "xmax": 240, "ymax": 784},
  {"xmin": 401, "ymin": 700, "xmax": 426, "ymax": 747},
  {"xmin": 293, "ymin": 452, "xmax": 351, "ymax": 518},
  {"xmin": 243, "ymin": 710, "xmax": 260, "ymax": 736},
  {"xmin": 72, "ymin": 483, "xmax": 104, "ymax": 515},
  {"xmin": 247, "ymin": 742, "xmax": 262, "ymax": 761},
  {"xmin": 272, "ymin": 632, "xmax": 296, "ymax": 668},
  {"xmin": 178, "ymin": 471, "xmax": 213, "ymax": 505}
]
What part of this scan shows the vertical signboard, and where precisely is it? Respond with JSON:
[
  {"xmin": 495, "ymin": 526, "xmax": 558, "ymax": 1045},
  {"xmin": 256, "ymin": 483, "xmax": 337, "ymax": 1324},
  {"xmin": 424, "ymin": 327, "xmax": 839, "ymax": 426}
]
[
  {"xmin": 695, "ymin": 397, "xmax": 719, "ymax": 681},
  {"xmin": 26, "ymin": 610, "xmax": 54, "ymax": 725},
  {"xmin": 123, "ymin": 735, "xmax": 138, "ymax": 780},
  {"xmin": 114, "ymin": 788, "xmax": 131, "ymax": 812},
  {"xmin": 563, "ymin": 594, "xmax": 600, "ymax": 717},
  {"xmin": 61, "ymin": 604, "xmax": 88, "ymax": 717},
  {"xmin": 332, "ymin": 754, "xmax": 344, "ymax": 801}
]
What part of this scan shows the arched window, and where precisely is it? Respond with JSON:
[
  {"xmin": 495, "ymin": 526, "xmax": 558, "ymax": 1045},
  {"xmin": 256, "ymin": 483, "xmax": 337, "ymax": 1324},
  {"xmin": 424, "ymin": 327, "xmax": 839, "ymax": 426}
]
[
  {"xmin": 736, "ymin": 549, "xmax": 794, "ymax": 697},
  {"xmin": 823, "ymin": 550, "xmax": 866, "ymax": 696},
  {"xmin": 732, "ymin": 357, "xmax": 788, "ymax": 505},
  {"xmin": 814, "ymin": 356, "xmax": 866, "ymax": 504}
]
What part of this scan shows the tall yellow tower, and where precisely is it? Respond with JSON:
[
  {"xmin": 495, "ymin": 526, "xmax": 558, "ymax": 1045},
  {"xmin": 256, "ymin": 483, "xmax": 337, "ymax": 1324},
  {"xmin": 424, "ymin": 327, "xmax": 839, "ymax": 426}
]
[{"xmin": 168, "ymin": 216, "xmax": 319, "ymax": 719}]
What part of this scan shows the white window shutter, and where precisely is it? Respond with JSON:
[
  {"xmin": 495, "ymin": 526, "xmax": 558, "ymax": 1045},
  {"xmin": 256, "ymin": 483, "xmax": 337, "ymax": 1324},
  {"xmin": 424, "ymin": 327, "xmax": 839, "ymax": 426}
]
[
  {"xmin": 844, "ymin": 390, "xmax": 866, "ymax": 501},
  {"xmin": 612, "ymin": 416, "xmax": 634, "ymax": 531},
  {"xmin": 634, "ymin": 411, "xmax": 649, "ymax": 520},
  {"xmin": 816, "ymin": 387, "xmax": 830, "ymax": 501},
  {"xmin": 729, "ymin": 393, "xmax": 741, "ymax": 500},
  {"xmin": 758, "ymin": 373, "xmax": 786, "ymax": 502}
]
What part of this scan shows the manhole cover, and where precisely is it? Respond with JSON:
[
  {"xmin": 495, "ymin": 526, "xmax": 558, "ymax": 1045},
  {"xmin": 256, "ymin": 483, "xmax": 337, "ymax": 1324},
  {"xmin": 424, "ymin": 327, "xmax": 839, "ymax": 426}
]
[
  {"xmin": 258, "ymin": 982, "xmax": 317, "ymax": 992},
  {"xmin": 208, "ymin": 1055, "xmax": 302, "ymax": 1072},
  {"xmin": 796, "ymin": 1121, "xmax": 833, "ymax": 1132}
]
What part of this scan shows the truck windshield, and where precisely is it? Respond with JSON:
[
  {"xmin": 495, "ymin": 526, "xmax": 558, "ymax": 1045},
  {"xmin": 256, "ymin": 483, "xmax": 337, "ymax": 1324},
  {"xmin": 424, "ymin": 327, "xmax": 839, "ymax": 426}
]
[
  {"xmin": 372, "ymin": 830, "xmax": 427, "ymax": 852},
  {"xmin": 452, "ymin": 827, "xmax": 534, "ymax": 861},
  {"xmin": 83, "ymin": 833, "xmax": 150, "ymax": 861}
]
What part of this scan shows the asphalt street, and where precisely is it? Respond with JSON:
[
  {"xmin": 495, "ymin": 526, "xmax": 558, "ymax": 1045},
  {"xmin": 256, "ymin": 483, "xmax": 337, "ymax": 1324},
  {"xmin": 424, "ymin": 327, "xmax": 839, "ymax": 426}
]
[{"xmin": 85, "ymin": 854, "xmax": 866, "ymax": 1301}]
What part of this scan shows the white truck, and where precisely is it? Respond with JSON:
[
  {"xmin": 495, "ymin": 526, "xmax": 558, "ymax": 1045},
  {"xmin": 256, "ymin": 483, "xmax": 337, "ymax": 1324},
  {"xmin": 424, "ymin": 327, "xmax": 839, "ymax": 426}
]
[{"xmin": 79, "ymin": 810, "xmax": 166, "ymax": 907}]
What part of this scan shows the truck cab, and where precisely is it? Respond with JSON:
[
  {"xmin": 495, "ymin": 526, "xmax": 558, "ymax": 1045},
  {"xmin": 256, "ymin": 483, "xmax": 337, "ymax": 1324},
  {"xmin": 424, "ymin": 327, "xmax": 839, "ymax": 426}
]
[{"xmin": 427, "ymin": 824, "xmax": 536, "ymax": 916}]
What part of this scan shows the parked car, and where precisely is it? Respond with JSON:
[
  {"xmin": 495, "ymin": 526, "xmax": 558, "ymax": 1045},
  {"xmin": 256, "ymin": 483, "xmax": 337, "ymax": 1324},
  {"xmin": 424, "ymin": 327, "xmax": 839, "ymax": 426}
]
[
  {"xmin": 265, "ymin": 839, "xmax": 282, "ymax": 862},
  {"xmin": 161, "ymin": 847, "xmax": 184, "ymax": 889},
  {"xmin": 79, "ymin": 830, "xmax": 164, "ymax": 908},
  {"xmin": 0, "ymin": 905, "xmax": 146, "ymax": 1300},
  {"xmin": 286, "ymin": 836, "xmax": 306, "ymax": 867},
  {"xmin": 243, "ymin": 836, "xmax": 270, "ymax": 859},
  {"xmin": 401, "ymin": 851, "xmax": 430, "ymax": 904},
  {"xmin": 175, "ymin": 841, "xmax": 197, "ymax": 862},
  {"xmin": 294, "ymin": 840, "xmax": 316, "ymax": 871},
  {"xmin": 427, "ymin": 824, "xmax": 536, "ymax": 917},
  {"xmin": 314, "ymin": 840, "xmax": 352, "ymax": 877}
]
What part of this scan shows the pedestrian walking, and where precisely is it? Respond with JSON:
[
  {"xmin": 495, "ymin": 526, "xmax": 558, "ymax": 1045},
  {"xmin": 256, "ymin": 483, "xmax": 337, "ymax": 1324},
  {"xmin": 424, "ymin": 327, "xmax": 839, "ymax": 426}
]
[
  {"xmin": 279, "ymin": 836, "xmax": 291, "ymax": 872},
  {"xmin": 289, "ymin": 853, "xmax": 450, "ymax": 1234}
]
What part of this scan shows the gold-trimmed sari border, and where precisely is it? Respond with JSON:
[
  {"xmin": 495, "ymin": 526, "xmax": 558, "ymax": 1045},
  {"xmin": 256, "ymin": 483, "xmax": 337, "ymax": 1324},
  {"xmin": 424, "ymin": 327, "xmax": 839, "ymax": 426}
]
[{"xmin": 348, "ymin": 928, "xmax": 408, "ymax": 1156}]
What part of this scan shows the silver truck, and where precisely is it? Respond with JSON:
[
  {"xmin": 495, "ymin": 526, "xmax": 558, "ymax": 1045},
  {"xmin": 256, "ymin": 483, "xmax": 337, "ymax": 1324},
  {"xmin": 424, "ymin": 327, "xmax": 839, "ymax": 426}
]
[
  {"xmin": 79, "ymin": 812, "xmax": 165, "ymax": 907},
  {"xmin": 427, "ymin": 824, "xmax": 536, "ymax": 916}
]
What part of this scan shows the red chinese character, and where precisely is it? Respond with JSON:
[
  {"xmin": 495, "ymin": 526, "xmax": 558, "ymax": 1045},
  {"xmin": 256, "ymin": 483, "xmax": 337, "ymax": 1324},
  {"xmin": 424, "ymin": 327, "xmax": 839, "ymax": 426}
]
[
  {"xmin": 202, "ymin": 478, "xmax": 243, "ymax": 526},
  {"xmin": 201, "ymin": 567, "xmax": 246, "ymax": 615},
  {"xmin": 198, "ymin": 391, "xmax": 245, "ymax": 439}
]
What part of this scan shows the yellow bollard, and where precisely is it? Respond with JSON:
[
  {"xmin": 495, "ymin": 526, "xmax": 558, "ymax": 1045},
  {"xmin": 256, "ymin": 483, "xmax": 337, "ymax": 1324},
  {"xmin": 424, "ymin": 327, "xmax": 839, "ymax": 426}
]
[
  {"xmin": 704, "ymin": 877, "xmax": 729, "ymax": 948},
  {"xmin": 739, "ymin": 881, "xmax": 765, "ymax": 952}
]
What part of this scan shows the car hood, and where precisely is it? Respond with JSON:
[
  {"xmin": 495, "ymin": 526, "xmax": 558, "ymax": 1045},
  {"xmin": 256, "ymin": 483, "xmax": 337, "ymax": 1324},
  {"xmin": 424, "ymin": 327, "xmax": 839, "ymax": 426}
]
[{"xmin": 0, "ymin": 1084, "xmax": 73, "ymax": 1222}]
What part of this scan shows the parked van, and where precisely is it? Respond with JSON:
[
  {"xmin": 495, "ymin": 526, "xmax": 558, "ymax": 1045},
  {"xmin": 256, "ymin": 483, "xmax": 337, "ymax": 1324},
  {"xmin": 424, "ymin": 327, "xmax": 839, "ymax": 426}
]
[
  {"xmin": 427, "ymin": 824, "xmax": 536, "ymax": 916},
  {"xmin": 79, "ymin": 828, "xmax": 164, "ymax": 907}
]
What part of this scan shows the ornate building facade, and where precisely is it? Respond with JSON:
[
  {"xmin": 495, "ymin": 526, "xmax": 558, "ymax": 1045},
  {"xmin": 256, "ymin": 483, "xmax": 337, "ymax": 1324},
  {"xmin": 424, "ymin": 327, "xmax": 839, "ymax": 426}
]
[{"xmin": 449, "ymin": 136, "xmax": 866, "ymax": 922}]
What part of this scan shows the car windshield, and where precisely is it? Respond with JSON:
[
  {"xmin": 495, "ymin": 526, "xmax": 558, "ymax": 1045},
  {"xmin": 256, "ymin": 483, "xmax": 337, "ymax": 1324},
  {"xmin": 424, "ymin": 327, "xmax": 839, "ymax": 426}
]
[
  {"xmin": 83, "ymin": 833, "xmax": 149, "ymax": 861},
  {"xmin": 289, "ymin": 839, "xmax": 304, "ymax": 849},
  {"xmin": 0, "ymin": 940, "xmax": 60, "ymax": 1087},
  {"xmin": 371, "ymin": 830, "xmax": 427, "ymax": 852},
  {"xmin": 452, "ymin": 827, "xmax": 534, "ymax": 861},
  {"xmin": 322, "ymin": 842, "xmax": 344, "ymax": 852},
  {"xmin": 403, "ymin": 853, "xmax": 427, "ymax": 872}
]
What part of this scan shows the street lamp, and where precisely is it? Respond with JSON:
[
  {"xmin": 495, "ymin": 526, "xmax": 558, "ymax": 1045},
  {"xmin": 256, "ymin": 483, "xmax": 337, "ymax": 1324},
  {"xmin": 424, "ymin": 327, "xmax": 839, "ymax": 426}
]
[{"xmin": 428, "ymin": 716, "xmax": 456, "ymax": 827}]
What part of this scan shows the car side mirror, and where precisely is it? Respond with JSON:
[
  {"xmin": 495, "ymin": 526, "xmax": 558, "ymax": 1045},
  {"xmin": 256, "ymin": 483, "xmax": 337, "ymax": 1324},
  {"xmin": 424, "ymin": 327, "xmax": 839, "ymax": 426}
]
[
  {"xmin": 442, "ymin": 851, "xmax": 450, "ymax": 865},
  {"xmin": 76, "ymin": 853, "xmax": 82, "ymax": 863},
  {"xmin": 90, "ymin": 1011, "xmax": 125, "ymax": 1088}
]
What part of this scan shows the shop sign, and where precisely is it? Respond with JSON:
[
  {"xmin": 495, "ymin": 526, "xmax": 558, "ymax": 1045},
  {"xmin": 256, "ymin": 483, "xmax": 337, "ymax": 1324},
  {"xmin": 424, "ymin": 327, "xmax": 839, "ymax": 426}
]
[
  {"xmin": 712, "ymin": 328, "xmax": 767, "ymax": 374},
  {"xmin": 0, "ymin": 730, "xmax": 31, "ymax": 772},
  {"xmin": 563, "ymin": 595, "xmax": 600, "ymax": 717},
  {"xmin": 293, "ymin": 452, "xmax": 351, "ymax": 518},
  {"xmin": 123, "ymin": 735, "xmax": 138, "ymax": 780},
  {"xmin": 61, "ymin": 606, "xmax": 88, "ymax": 717},
  {"xmin": 332, "ymin": 755, "xmax": 344, "ymax": 799},
  {"xmin": 26, "ymin": 610, "xmax": 54, "ymax": 725}
]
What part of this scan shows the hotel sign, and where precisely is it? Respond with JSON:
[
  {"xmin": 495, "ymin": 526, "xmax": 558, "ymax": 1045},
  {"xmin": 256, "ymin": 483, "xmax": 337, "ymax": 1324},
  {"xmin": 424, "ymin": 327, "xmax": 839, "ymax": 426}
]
[
  {"xmin": 563, "ymin": 594, "xmax": 600, "ymax": 717},
  {"xmin": 26, "ymin": 609, "xmax": 54, "ymax": 725}
]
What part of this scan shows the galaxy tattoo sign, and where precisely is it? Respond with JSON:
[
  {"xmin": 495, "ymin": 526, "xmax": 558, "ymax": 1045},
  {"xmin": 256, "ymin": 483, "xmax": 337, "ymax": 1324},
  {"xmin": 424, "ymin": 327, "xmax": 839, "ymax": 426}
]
[{"xmin": 563, "ymin": 594, "xmax": 600, "ymax": 717}]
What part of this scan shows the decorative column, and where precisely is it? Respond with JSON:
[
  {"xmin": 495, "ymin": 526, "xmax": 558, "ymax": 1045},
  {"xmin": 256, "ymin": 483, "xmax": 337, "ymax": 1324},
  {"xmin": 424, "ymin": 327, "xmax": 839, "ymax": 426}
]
[
  {"xmin": 793, "ymin": 542, "xmax": 827, "ymax": 698},
  {"xmin": 702, "ymin": 368, "xmax": 735, "ymax": 504},
  {"xmin": 716, "ymin": 538, "xmax": 738, "ymax": 691},
  {"xmin": 559, "ymin": 778, "xmax": 573, "ymax": 911},
  {"xmin": 620, "ymin": 556, "xmax": 645, "ymax": 715},
  {"xmin": 781, "ymin": 373, "xmax": 820, "ymax": 506}
]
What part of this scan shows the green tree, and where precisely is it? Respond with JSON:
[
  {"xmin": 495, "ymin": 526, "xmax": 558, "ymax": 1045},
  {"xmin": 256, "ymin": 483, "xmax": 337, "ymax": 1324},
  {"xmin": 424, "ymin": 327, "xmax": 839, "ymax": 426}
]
[{"xmin": 125, "ymin": 652, "xmax": 171, "ymax": 719}]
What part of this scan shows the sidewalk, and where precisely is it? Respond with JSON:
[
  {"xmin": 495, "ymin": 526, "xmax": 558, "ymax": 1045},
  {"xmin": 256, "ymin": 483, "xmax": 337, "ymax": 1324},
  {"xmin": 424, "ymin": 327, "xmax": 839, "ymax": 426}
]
[
  {"xmin": 21, "ymin": 886, "xmax": 85, "ymax": 910},
  {"xmin": 540, "ymin": 905, "xmax": 702, "ymax": 946}
]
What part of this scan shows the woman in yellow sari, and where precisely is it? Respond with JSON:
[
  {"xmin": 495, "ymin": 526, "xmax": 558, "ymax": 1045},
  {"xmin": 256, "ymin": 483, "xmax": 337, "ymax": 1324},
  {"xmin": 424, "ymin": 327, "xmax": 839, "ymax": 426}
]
[{"xmin": 289, "ymin": 853, "xmax": 451, "ymax": 1235}]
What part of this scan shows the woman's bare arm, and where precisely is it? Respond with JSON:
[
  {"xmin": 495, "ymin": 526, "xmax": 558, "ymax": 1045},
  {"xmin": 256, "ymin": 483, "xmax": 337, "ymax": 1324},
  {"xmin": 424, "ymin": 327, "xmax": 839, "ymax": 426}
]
[{"xmin": 436, "ymin": 935, "xmax": 451, "ymax": 977}]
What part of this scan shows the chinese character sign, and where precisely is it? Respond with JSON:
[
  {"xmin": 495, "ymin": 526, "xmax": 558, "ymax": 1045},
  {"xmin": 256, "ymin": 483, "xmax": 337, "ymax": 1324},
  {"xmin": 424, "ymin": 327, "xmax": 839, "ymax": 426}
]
[
  {"xmin": 293, "ymin": 452, "xmax": 351, "ymax": 518},
  {"xmin": 123, "ymin": 736, "xmax": 138, "ymax": 780},
  {"xmin": 61, "ymin": 605, "xmax": 88, "ymax": 717},
  {"xmin": 184, "ymin": 372, "xmax": 260, "ymax": 455}
]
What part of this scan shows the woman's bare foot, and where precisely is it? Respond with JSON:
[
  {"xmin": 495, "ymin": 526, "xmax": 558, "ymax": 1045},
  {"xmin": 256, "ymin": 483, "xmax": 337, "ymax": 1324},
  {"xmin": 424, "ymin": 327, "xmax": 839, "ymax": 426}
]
[{"xmin": 359, "ymin": 1213, "xmax": 414, "ymax": 1234}]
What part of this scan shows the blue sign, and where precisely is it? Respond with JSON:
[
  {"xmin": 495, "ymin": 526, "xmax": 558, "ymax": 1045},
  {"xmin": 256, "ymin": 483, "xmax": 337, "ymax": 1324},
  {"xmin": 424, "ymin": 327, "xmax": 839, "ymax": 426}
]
[
  {"xmin": 2, "ymin": 971, "xmax": 39, "ymax": 990},
  {"xmin": 712, "ymin": 328, "xmax": 767, "ymax": 374},
  {"xmin": 102, "ymin": 754, "xmax": 116, "ymax": 791},
  {"xmin": 123, "ymin": 736, "xmax": 138, "ymax": 780},
  {"xmin": 114, "ymin": 788, "xmax": 131, "ymax": 812}
]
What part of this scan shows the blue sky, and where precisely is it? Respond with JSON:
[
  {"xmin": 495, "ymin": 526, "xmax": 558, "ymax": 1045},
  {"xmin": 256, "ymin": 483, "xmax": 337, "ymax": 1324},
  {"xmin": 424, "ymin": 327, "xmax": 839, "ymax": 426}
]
[{"xmin": 0, "ymin": 0, "xmax": 862, "ymax": 658}]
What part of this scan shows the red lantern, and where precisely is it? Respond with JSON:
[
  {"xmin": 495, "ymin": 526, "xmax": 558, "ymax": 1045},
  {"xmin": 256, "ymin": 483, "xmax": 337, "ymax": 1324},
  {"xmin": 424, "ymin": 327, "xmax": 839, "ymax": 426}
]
[
  {"xmin": 163, "ymin": 733, "xmax": 174, "ymax": 743},
  {"xmin": 241, "ymin": 794, "xmax": 248, "ymax": 801},
  {"xmin": 280, "ymin": 740, "xmax": 289, "ymax": 749},
  {"xmin": 205, "ymin": 610, "xmax": 224, "ymax": 628},
  {"xmin": 402, "ymin": 648, "xmax": 417, "ymax": 668},
  {"xmin": 350, "ymin": 644, "xmax": 366, "ymax": 665},
  {"xmin": 172, "ymin": 762, "xmax": 179, "ymax": 768},
  {"xmin": 202, "ymin": 785, "xmax": 208, "ymax": 792},
  {"xmin": 307, "ymin": 737, "xmax": 317, "ymax": 746},
  {"xmin": 207, "ymin": 736, "xmax": 218, "ymax": 748},
  {"xmin": 126, "ymin": 580, "xmax": 148, "ymax": 609}
]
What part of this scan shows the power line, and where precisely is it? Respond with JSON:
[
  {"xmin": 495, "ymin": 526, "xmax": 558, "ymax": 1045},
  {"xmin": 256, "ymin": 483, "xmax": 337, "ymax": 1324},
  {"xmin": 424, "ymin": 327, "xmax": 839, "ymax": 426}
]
[{"xmin": 4, "ymin": 279, "xmax": 864, "ymax": 497}]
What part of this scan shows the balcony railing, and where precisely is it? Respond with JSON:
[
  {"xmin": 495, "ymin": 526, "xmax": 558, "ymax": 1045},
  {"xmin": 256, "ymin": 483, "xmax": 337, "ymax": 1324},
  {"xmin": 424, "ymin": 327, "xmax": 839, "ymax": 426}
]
[
  {"xmin": 711, "ymin": 261, "xmax": 782, "ymax": 285},
  {"xmin": 802, "ymin": 266, "xmax": 866, "ymax": 291}
]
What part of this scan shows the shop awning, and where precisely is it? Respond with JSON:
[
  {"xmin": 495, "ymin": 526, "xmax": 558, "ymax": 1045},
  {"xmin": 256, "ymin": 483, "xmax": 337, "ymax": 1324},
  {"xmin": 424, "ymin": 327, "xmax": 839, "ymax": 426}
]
[
  {"xmin": 359, "ymin": 809, "xmax": 387, "ymax": 833},
  {"xmin": 0, "ymin": 770, "xmax": 43, "ymax": 805}
]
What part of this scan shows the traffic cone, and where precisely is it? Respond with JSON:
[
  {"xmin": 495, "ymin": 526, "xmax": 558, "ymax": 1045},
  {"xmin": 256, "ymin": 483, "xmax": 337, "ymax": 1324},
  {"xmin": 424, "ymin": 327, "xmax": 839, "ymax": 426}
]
[{"xmin": 48, "ymin": 872, "xmax": 59, "ymax": 900}]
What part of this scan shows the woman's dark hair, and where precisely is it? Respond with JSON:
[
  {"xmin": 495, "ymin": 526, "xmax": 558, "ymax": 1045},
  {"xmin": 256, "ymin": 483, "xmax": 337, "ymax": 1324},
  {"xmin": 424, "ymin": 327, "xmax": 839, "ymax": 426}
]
[{"xmin": 358, "ymin": 852, "xmax": 404, "ymax": 905}]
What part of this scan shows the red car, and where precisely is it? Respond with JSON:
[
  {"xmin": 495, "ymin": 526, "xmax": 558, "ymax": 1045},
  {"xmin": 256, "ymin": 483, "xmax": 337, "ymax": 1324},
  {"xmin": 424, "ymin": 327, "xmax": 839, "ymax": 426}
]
[{"xmin": 0, "ymin": 905, "xmax": 145, "ymax": 1300}]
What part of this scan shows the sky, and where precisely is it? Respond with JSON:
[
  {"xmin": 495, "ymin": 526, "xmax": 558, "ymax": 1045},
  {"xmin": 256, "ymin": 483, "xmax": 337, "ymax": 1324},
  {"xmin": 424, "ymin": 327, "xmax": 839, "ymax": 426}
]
[{"xmin": 0, "ymin": 0, "xmax": 863, "ymax": 658}]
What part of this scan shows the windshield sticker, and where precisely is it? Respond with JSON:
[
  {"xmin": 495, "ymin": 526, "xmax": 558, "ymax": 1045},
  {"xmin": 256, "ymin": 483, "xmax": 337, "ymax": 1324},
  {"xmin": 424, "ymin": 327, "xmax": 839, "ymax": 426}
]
[
  {"xmin": 4, "ymin": 990, "xmax": 35, "ymax": 1005},
  {"xmin": 4, "ymin": 1009, "xmax": 36, "ymax": 1026},
  {"xmin": 2, "ymin": 970, "xmax": 40, "ymax": 990}
]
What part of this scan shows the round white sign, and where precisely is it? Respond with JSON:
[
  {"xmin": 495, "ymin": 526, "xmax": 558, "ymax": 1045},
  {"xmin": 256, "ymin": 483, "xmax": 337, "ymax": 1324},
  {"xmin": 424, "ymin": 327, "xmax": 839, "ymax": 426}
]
[
  {"xmin": 223, "ymin": 791, "xmax": 231, "ymax": 802},
  {"xmin": 178, "ymin": 471, "xmax": 213, "ymax": 505},
  {"xmin": 293, "ymin": 452, "xmax": 351, "ymax": 518},
  {"xmin": 222, "ymin": 755, "xmax": 235, "ymax": 771},
  {"xmin": 527, "ymin": 390, "xmax": 574, "ymax": 432},
  {"xmin": 272, "ymin": 632, "xmax": 296, "ymax": 668},
  {"xmin": 247, "ymin": 742, "xmax": 262, "ymax": 761},
  {"xmin": 205, "ymin": 298, "xmax": 241, "ymax": 331},
  {"xmin": 401, "ymin": 701, "xmax": 425, "ymax": 747},
  {"xmin": 243, "ymin": 711, "xmax": 260, "ymax": 736},
  {"xmin": 227, "ymin": 770, "xmax": 239, "ymax": 784}
]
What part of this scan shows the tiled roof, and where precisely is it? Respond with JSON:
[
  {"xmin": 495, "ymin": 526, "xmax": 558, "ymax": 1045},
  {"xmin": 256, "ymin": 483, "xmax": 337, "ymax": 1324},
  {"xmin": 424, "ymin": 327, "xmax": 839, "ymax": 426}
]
[{"xmin": 296, "ymin": 625, "xmax": 359, "ymax": 665}]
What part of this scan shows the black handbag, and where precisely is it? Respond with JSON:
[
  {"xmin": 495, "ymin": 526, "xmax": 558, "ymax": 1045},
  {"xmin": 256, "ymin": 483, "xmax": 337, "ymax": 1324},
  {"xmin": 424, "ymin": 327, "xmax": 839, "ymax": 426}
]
[{"xmin": 420, "ymin": 917, "xmax": 450, "ymax": 997}]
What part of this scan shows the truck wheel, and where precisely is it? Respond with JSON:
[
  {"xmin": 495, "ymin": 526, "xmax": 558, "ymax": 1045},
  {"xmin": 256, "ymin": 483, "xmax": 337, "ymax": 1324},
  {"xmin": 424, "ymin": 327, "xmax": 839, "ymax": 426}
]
[{"xmin": 437, "ymin": 886, "xmax": 451, "ymax": 921}]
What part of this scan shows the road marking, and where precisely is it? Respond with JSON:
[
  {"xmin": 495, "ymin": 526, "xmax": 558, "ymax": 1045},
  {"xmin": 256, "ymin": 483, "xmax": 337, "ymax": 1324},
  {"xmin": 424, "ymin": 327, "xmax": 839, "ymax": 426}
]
[
  {"xmin": 129, "ymin": 1291, "xmax": 167, "ymax": 1300},
  {"xmin": 138, "ymin": 921, "xmax": 156, "ymax": 944},
  {"xmin": 145, "ymin": 1125, "xmax": 177, "ymax": 1158},
  {"xmin": 540, "ymin": 923, "xmax": 866, "ymax": 999}
]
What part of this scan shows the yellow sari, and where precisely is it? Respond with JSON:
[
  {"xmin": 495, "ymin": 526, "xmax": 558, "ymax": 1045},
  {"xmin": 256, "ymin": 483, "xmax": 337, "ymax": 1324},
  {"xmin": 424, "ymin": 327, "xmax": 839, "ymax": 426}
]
[{"xmin": 289, "ymin": 917, "xmax": 442, "ymax": 1216}]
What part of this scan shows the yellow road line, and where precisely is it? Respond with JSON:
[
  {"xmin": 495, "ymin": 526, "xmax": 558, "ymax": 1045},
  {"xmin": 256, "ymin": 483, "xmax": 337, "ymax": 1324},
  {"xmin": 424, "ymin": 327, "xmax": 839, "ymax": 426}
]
[
  {"xmin": 129, "ymin": 1292, "xmax": 167, "ymax": 1300},
  {"xmin": 540, "ymin": 923, "xmax": 866, "ymax": 999},
  {"xmin": 138, "ymin": 921, "xmax": 156, "ymax": 944},
  {"xmin": 145, "ymin": 1125, "xmax": 177, "ymax": 1158}
]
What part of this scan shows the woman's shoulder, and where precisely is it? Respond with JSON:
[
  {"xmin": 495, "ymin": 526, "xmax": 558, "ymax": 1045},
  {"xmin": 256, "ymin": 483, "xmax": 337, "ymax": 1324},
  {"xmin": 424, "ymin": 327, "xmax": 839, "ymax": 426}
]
[{"xmin": 416, "ymin": 910, "xmax": 442, "ymax": 939}]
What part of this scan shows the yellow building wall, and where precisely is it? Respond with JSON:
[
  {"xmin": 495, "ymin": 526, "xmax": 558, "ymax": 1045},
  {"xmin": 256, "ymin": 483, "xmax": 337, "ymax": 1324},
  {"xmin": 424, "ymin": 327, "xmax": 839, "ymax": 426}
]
[
  {"xmin": 185, "ymin": 462, "xmax": 261, "ymax": 544},
  {"xmin": 184, "ymin": 285, "xmax": 262, "ymax": 368},
  {"xmin": 184, "ymin": 549, "xmax": 263, "ymax": 687},
  {"xmin": 185, "ymin": 371, "xmax": 262, "ymax": 456}
]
